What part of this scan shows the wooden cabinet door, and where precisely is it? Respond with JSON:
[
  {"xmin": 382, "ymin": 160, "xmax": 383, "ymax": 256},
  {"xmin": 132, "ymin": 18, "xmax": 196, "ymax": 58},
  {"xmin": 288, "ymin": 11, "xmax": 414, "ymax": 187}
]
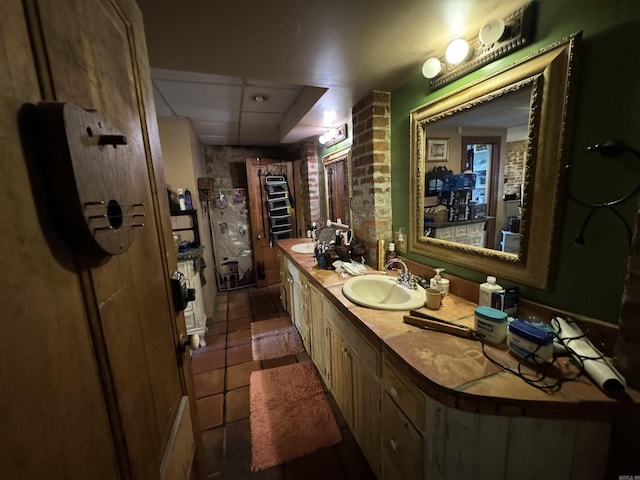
[
  {"xmin": 309, "ymin": 284, "xmax": 329, "ymax": 382},
  {"xmin": 352, "ymin": 359, "xmax": 382, "ymax": 476},
  {"xmin": 0, "ymin": 1, "xmax": 200, "ymax": 478},
  {"xmin": 381, "ymin": 393, "xmax": 424, "ymax": 480},
  {"xmin": 328, "ymin": 326, "xmax": 354, "ymax": 427}
]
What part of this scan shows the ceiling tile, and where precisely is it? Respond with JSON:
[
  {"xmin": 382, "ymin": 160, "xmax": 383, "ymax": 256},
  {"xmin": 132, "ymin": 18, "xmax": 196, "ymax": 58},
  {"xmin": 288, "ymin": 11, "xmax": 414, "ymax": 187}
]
[
  {"xmin": 240, "ymin": 111, "xmax": 283, "ymax": 126},
  {"xmin": 172, "ymin": 108, "xmax": 239, "ymax": 123},
  {"xmin": 154, "ymin": 79, "xmax": 242, "ymax": 110},
  {"xmin": 151, "ymin": 68, "xmax": 242, "ymax": 85},
  {"xmin": 243, "ymin": 86, "xmax": 302, "ymax": 113}
]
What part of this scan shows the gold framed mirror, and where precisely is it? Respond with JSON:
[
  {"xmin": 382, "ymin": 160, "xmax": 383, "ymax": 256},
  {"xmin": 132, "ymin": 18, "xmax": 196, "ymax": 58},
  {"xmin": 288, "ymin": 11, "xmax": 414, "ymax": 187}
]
[{"xmin": 409, "ymin": 33, "xmax": 580, "ymax": 289}]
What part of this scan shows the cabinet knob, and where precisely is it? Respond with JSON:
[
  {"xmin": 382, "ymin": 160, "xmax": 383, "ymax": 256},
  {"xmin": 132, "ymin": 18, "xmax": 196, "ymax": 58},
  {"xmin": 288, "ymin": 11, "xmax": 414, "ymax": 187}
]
[
  {"xmin": 390, "ymin": 387, "xmax": 398, "ymax": 398},
  {"xmin": 389, "ymin": 438, "xmax": 399, "ymax": 451}
]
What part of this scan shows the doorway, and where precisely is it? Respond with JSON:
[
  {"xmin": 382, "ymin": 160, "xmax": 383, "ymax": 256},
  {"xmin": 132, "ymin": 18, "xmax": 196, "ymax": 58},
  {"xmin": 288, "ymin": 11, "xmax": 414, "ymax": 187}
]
[
  {"xmin": 462, "ymin": 136, "xmax": 501, "ymax": 249},
  {"xmin": 323, "ymin": 148, "xmax": 351, "ymax": 225}
]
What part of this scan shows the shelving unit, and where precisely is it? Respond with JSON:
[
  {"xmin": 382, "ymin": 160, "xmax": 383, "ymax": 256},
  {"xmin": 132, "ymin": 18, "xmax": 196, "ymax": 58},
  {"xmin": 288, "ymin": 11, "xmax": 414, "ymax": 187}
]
[{"xmin": 170, "ymin": 209, "xmax": 200, "ymax": 247}]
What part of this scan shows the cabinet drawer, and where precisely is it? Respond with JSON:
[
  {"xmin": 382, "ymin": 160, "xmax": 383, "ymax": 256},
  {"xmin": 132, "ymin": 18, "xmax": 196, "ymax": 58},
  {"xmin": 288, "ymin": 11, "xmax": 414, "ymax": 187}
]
[
  {"xmin": 297, "ymin": 316, "xmax": 311, "ymax": 353},
  {"xmin": 467, "ymin": 233, "xmax": 484, "ymax": 247},
  {"xmin": 382, "ymin": 393, "xmax": 424, "ymax": 480},
  {"xmin": 468, "ymin": 223, "xmax": 484, "ymax": 235},
  {"xmin": 382, "ymin": 360, "xmax": 424, "ymax": 429},
  {"xmin": 453, "ymin": 225, "xmax": 468, "ymax": 238},
  {"xmin": 502, "ymin": 233, "xmax": 520, "ymax": 248},
  {"xmin": 434, "ymin": 226, "xmax": 454, "ymax": 240}
]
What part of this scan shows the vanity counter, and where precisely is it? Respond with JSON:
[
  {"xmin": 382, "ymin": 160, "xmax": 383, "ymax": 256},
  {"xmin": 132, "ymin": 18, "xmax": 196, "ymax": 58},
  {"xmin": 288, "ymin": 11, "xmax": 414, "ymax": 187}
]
[{"xmin": 277, "ymin": 238, "xmax": 639, "ymax": 420}]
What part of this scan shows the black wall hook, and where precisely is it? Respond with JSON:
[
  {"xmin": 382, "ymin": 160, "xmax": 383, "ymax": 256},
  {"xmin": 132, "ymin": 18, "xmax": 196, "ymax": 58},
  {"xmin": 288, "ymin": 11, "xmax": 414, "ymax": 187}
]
[{"xmin": 565, "ymin": 139, "xmax": 640, "ymax": 246}]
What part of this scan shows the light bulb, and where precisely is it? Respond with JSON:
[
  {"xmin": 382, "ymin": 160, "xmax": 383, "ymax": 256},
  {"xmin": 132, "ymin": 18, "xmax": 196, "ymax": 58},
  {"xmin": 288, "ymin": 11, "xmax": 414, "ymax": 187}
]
[
  {"xmin": 445, "ymin": 39, "xmax": 470, "ymax": 65},
  {"xmin": 422, "ymin": 58, "xmax": 442, "ymax": 79}
]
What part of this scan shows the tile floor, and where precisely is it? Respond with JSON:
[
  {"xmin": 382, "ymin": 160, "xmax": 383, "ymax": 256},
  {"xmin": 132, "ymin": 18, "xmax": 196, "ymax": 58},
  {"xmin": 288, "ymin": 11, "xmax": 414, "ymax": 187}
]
[{"xmin": 191, "ymin": 283, "xmax": 376, "ymax": 479}]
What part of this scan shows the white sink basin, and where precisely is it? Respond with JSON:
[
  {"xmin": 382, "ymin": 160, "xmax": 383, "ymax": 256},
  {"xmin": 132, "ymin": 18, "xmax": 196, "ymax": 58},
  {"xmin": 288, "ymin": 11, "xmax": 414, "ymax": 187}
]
[
  {"xmin": 342, "ymin": 275, "xmax": 426, "ymax": 311},
  {"xmin": 291, "ymin": 242, "xmax": 316, "ymax": 254}
]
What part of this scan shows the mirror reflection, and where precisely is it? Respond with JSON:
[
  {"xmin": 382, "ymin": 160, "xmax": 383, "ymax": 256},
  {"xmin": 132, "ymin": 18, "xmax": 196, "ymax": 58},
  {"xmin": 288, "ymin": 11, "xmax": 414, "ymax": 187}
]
[
  {"xmin": 422, "ymin": 87, "xmax": 531, "ymax": 255},
  {"xmin": 410, "ymin": 35, "xmax": 580, "ymax": 289}
]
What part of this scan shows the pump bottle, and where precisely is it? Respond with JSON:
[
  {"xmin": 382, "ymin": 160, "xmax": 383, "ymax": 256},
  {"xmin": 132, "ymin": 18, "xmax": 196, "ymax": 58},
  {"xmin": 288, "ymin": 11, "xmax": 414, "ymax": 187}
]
[{"xmin": 430, "ymin": 268, "xmax": 449, "ymax": 295}]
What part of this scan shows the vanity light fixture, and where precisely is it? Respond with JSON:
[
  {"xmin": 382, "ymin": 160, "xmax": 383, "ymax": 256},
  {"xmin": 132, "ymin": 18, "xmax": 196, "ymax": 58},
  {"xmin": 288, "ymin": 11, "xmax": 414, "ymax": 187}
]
[
  {"xmin": 422, "ymin": 1, "xmax": 537, "ymax": 90},
  {"xmin": 318, "ymin": 123, "xmax": 348, "ymax": 147}
]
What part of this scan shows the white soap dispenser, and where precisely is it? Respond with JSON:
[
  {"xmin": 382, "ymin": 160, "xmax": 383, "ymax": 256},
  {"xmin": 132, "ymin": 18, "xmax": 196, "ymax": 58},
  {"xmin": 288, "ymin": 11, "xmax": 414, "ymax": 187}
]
[{"xmin": 430, "ymin": 268, "xmax": 446, "ymax": 293}]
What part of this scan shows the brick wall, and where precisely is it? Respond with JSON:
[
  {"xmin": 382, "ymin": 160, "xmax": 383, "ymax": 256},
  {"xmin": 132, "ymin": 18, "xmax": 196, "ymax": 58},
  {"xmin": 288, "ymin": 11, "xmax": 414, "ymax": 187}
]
[
  {"xmin": 201, "ymin": 145, "xmax": 287, "ymax": 189},
  {"xmin": 351, "ymin": 91, "xmax": 392, "ymax": 266},
  {"xmin": 504, "ymin": 140, "xmax": 527, "ymax": 196},
  {"xmin": 297, "ymin": 142, "xmax": 320, "ymax": 229}
]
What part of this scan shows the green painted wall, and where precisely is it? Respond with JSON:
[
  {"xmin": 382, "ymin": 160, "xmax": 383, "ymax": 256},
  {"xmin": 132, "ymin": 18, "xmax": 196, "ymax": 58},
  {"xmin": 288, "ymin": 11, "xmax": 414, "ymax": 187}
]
[{"xmin": 391, "ymin": 0, "xmax": 640, "ymax": 323}]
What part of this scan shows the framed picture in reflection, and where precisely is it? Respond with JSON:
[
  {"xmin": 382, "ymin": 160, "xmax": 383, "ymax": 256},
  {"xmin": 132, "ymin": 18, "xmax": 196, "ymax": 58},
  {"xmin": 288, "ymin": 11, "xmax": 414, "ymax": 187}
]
[{"xmin": 427, "ymin": 138, "xmax": 449, "ymax": 162}]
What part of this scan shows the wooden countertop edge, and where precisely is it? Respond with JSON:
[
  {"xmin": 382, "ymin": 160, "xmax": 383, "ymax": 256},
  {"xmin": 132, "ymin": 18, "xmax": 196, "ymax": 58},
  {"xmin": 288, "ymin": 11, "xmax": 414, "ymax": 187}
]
[{"xmin": 276, "ymin": 240, "xmax": 638, "ymax": 420}]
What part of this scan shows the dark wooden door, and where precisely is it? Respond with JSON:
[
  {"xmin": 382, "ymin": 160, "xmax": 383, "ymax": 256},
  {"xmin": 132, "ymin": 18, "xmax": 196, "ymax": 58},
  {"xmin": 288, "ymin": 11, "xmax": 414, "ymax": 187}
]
[
  {"xmin": 0, "ymin": 0, "xmax": 200, "ymax": 478},
  {"xmin": 325, "ymin": 158, "xmax": 349, "ymax": 225},
  {"xmin": 246, "ymin": 158, "xmax": 294, "ymax": 287}
]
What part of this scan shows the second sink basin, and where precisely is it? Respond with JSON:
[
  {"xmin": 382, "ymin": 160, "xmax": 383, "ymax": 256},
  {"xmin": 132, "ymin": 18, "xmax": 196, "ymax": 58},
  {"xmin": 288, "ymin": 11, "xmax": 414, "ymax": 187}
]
[
  {"xmin": 342, "ymin": 275, "xmax": 426, "ymax": 311},
  {"xmin": 291, "ymin": 242, "xmax": 316, "ymax": 254}
]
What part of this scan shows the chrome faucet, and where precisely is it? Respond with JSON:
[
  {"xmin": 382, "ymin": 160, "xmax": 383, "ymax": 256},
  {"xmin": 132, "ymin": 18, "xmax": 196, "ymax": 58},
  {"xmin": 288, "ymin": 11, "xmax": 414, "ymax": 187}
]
[{"xmin": 384, "ymin": 258, "xmax": 417, "ymax": 290}]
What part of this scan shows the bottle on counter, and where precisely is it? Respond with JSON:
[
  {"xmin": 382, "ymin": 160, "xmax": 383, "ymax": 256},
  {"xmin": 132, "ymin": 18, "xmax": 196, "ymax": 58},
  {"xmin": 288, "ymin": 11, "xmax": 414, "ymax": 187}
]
[
  {"xmin": 479, "ymin": 276, "xmax": 504, "ymax": 307},
  {"xmin": 430, "ymin": 268, "xmax": 450, "ymax": 295},
  {"xmin": 385, "ymin": 242, "xmax": 397, "ymax": 266}
]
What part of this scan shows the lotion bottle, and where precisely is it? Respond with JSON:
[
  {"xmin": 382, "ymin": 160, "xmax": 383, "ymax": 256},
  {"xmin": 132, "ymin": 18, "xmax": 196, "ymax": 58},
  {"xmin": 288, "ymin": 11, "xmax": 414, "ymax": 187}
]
[
  {"xmin": 479, "ymin": 276, "xmax": 503, "ymax": 307},
  {"xmin": 178, "ymin": 189, "xmax": 186, "ymax": 210}
]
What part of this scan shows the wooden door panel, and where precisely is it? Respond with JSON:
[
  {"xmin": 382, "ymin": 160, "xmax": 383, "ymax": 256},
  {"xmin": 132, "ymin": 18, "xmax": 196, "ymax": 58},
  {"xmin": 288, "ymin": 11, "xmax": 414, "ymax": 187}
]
[
  {"xmin": 0, "ymin": 1, "xmax": 119, "ymax": 478},
  {"xmin": 24, "ymin": 0, "xmax": 196, "ymax": 477},
  {"xmin": 245, "ymin": 158, "xmax": 293, "ymax": 287},
  {"xmin": 327, "ymin": 161, "xmax": 345, "ymax": 222}
]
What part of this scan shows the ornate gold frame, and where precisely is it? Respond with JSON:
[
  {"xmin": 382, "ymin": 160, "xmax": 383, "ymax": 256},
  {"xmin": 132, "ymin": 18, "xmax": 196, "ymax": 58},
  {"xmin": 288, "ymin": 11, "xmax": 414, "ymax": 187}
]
[{"xmin": 409, "ymin": 33, "xmax": 580, "ymax": 289}]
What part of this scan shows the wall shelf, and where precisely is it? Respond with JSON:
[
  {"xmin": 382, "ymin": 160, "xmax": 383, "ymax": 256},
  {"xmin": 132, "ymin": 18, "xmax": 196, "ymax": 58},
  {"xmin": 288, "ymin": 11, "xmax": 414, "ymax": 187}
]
[{"xmin": 171, "ymin": 209, "xmax": 200, "ymax": 248}]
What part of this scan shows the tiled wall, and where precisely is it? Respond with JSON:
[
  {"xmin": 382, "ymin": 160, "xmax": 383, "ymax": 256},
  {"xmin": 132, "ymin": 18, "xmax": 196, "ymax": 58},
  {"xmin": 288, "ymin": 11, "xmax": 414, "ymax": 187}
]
[{"xmin": 350, "ymin": 91, "xmax": 392, "ymax": 266}]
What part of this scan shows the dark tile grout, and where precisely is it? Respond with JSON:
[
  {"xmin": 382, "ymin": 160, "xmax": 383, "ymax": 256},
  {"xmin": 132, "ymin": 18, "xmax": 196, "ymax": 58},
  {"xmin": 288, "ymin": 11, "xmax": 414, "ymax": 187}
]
[{"xmin": 193, "ymin": 284, "xmax": 375, "ymax": 479}]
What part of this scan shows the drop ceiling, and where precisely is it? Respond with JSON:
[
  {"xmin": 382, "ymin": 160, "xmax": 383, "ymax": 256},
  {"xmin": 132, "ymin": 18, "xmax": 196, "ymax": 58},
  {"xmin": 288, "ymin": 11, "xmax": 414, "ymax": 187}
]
[{"xmin": 137, "ymin": 0, "xmax": 529, "ymax": 146}]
